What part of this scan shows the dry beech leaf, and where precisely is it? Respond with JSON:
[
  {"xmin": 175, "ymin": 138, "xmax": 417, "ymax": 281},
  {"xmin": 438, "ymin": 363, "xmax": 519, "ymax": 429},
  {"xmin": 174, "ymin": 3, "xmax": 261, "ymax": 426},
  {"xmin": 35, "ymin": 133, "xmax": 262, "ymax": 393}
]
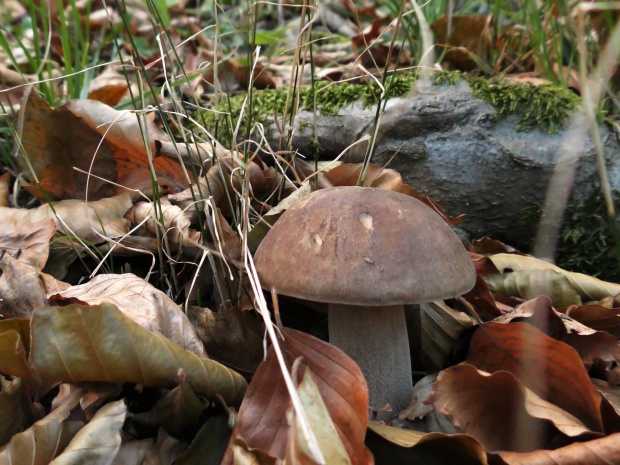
[
  {"xmin": 52, "ymin": 273, "xmax": 206, "ymax": 357},
  {"xmin": 485, "ymin": 254, "xmax": 620, "ymax": 305},
  {"xmin": 0, "ymin": 385, "xmax": 84, "ymax": 463},
  {"xmin": 365, "ymin": 423, "xmax": 487, "ymax": 465},
  {"xmin": 490, "ymin": 432, "xmax": 620, "ymax": 465},
  {"xmin": 173, "ymin": 415, "xmax": 231, "ymax": 465},
  {"xmin": 0, "ymin": 193, "xmax": 132, "ymax": 248},
  {"xmin": 222, "ymin": 328, "xmax": 370, "ymax": 465},
  {"xmin": 484, "ymin": 268, "xmax": 582, "ymax": 307},
  {"xmin": 30, "ymin": 303, "xmax": 247, "ymax": 406},
  {"xmin": 491, "ymin": 297, "xmax": 620, "ymax": 372},
  {"xmin": 324, "ymin": 163, "xmax": 462, "ymax": 225},
  {"xmin": 0, "ymin": 322, "xmax": 33, "ymax": 380},
  {"xmin": 144, "ymin": 428, "xmax": 188, "ymax": 464},
  {"xmin": 431, "ymin": 15, "xmax": 491, "ymax": 71},
  {"xmin": 113, "ymin": 438, "xmax": 154, "ymax": 465},
  {"xmin": 0, "ymin": 378, "xmax": 37, "ymax": 447},
  {"xmin": 0, "ymin": 253, "xmax": 48, "ymax": 319},
  {"xmin": 16, "ymin": 92, "xmax": 117, "ymax": 201},
  {"xmin": 125, "ymin": 201, "xmax": 201, "ymax": 246},
  {"xmin": 592, "ymin": 379, "xmax": 620, "ymax": 417},
  {"xmin": 87, "ymin": 66, "xmax": 129, "ymax": 106},
  {"xmin": 126, "ymin": 379, "xmax": 206, "ymax": 437},
  {"xmin": 49, "ymin": 399, "xmax": 126, "ymax": 465},
  {"xmin": 169, "ymin": 154, "xmax": 267, "ymax": 216},
  {"xmin": 466, "ymin": 322, "xmax": 607, "ymax": 434},
  {"xmin": 188, "ymin": 305, "xmax": 265, "ymax": 374},
  {"xmin": 285, "ymin": 369, "xmax": 352, "ymax": 465},
  {"xmin": 566, "ymin": 304, "xmax": 620, "ymax": 338},
  {"xmin": 399, "ymin": 374, "xmax": 437, "ymax": 421},
  {"xmin": 67, "ymin": 98, "xmax": 190, "ymax": 193},
  {"xmin": 0, "ymin": 214, "xmax": 55, "ymax": 268},
  {"xmin": 418, "ymin": 301, "xmax": 477, "ymax": 372},
  {"xmin": 431, "ymin": 363, "xmax": 591, "ymax": 452}
]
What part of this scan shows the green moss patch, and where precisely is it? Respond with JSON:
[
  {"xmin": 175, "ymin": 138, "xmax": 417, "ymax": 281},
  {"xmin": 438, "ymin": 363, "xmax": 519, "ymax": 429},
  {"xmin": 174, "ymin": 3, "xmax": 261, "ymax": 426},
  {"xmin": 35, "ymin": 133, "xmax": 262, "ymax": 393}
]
[{"xmin": 191, "ymin": 70, "xmax": 582, "ymax": 145}]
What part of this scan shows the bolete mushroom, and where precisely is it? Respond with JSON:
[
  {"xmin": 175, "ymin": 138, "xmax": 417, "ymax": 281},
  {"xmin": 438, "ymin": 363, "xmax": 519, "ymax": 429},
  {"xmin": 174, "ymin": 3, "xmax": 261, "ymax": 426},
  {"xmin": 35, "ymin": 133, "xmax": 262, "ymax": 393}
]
[{"xmin": 254, "ymin": 186, "xmax": 475, "ymax": 419}]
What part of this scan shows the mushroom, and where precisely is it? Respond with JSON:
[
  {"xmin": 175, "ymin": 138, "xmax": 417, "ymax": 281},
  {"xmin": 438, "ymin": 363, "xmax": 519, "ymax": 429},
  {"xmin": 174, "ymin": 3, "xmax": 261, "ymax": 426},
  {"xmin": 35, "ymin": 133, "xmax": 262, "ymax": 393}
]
[{"xmin": 254, "ymin": 186, "xmax": 476, "ymax": 419}]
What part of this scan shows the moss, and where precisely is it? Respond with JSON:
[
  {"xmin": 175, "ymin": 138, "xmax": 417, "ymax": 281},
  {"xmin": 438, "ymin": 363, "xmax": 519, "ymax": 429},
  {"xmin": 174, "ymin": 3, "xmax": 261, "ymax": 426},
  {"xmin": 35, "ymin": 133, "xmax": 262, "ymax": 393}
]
[
  {"xmin": 524, "ymin": 193, "xmax": 620, "ymax": 283},
  {"xmin": 191, "ymin": 69, "xmax": 584, "ymax": 145},
  {"xmin": 191, "ymin": 73, "xmax": 417, "ymax": 145},
  {"xmin": 468, "ymin": 77, "xmax": 581, "ymax": 133}
]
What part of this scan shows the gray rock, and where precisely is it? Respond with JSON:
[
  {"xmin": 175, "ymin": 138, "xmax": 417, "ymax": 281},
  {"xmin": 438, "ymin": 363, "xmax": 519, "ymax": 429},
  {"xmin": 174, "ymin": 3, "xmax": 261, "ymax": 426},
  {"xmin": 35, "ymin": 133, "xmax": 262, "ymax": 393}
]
[{"xmin": 284, "ymin": 79, "xmax": 619, "ymax": 249}]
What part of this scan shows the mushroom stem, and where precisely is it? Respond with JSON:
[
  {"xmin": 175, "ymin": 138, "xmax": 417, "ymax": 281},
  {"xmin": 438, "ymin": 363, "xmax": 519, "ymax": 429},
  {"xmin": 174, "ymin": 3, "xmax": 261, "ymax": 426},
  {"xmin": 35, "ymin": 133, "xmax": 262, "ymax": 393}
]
[{"xmin": 328, "ymin": 303, "xmax": 412, "ymax": 420}]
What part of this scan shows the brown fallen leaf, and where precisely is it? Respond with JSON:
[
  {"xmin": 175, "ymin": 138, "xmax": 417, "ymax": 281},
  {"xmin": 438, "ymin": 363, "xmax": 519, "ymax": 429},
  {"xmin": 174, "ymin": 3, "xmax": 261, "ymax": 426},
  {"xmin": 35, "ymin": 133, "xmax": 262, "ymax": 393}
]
[
  {"xmin": 466, "ymin": 322, "xmax": 607, "ymax": 434},
  {"xmin": 484, "ymin": 254, "xmax": 620, "ymax": 306},
  {"xmin": 285, "ymin": 369, "xmax": 356, "ymax": 465},
  {"xmin": 16, "ymin": 92, "xmax": 118, "ymax": 201},
  {"xmin": 566, "ymin": 303, "xmax": 620, "ymax": 338},
  {"xmin": 222, "ymin": 328, "xmax": 370, "ymax": 465},
  {"xmin": 0, "ymin": 383, "xmax": 83, "ymax": 463},
  {"xmin": 29, "ymin": 303, "xmax": 247, "ymax": 406},
  {"xmin": 0, "ymin": 253, "xmax": 48, "ymax": 319},
  {"xmin": 51, "ymin": 273, "xmax": 206, "ymax": 358},
  {"xmin": 489, "ymin": 432, "xmax": 620, "ymax": 465},
  {"xmin": 365, "ymin": 423, "xmax": 487, "ymax": 465},
  {"xmin": 0, "ymin": 214, "xmax": 55, "ymax": 269},
  {"xmin": 431, "ymin": 363, "xmax": 592, "ymax": 452},
  {"xmin": 87, "ymin": 66, "xmax": 129, "ymax": 106}
]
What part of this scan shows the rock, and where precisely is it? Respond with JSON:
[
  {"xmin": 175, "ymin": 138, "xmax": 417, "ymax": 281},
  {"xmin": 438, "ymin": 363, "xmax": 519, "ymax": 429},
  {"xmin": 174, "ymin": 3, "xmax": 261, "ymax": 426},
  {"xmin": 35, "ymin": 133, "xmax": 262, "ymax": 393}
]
[{"xmin": 287, "ymin": 79, "xmax": 618, "ymax": 249}]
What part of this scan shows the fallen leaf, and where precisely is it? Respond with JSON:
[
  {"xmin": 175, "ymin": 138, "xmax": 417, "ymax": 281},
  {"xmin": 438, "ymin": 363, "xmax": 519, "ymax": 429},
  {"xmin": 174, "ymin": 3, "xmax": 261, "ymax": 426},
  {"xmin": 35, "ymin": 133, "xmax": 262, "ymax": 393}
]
[
  {"xmin": 16, "ymin": 92, "xmax": 118, "ymax": 201},
  {"xmin": 0, "ymin": 253, "xmax": 48, "ymax": 319},
  {"xmin": 222, "ymin": 328, "xmax": 370, "ymax": 465},
  {"xmin": 285, "ymin": 369, "xmax": 353, "ymax": 465},
  {"xmin": 466, "ymin": 322, "xmax": 606, "ymax": 434},
  {"xmin": 431, "ymin": 363, "xmax": 592, "ymax": 452},
  {"xmin": 490, "ymin": 432, "xmax": 620, "ymax": 465},
  {"xmin": 52, "ymin": 273, "xmax": 206, "ymax": 357},
  {"xmin": 485, "ymin": 254, "xmax": 620, "ymax": 305},
  {"xmin": 30, "ymin": 303, "xmax": 247, "ymax": 406},
  {"xmin": 0, "ymin": 215, "xmax": 55, "ymax": 268},
  {"xmin": 49, "ymin": 399, "xmax": 126, "ymax": 465},
  {"xmin": 366, "ymin": 423, "xmax": 487, "ymax": 465}
]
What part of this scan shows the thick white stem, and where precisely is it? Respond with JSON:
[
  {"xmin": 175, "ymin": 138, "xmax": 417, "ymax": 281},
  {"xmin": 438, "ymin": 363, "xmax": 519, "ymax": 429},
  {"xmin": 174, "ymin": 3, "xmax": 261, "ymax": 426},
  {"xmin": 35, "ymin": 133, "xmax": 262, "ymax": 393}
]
[{"xmin": 328, "ymin": 303, "xmax": 412, "ymax": 420}]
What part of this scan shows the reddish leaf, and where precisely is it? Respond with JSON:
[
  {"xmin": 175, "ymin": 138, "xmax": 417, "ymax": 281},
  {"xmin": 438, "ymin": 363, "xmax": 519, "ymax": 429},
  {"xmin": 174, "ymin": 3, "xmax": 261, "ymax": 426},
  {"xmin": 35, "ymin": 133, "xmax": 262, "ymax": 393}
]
[
  {"xmin": 490, "ymin": 432, "xmax": 620, "ymax": 465},
  {"xmin": 467, "ymin": 322, "xmax": 605, "ymax": 433},
  {"xmin": 431, "ymin": 363, "xmax": 592, "ymax": 452},
  {"xmin": 222, "ymin": 328, "xmax": 370, "ymax": 465}
]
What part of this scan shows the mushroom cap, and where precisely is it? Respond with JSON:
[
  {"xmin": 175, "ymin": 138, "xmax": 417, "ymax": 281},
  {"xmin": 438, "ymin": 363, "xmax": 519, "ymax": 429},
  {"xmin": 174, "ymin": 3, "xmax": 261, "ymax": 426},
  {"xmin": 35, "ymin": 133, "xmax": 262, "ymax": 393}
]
[{"xmin": 254, "ymin": 186, "xmax": 476, "ymax": 306}]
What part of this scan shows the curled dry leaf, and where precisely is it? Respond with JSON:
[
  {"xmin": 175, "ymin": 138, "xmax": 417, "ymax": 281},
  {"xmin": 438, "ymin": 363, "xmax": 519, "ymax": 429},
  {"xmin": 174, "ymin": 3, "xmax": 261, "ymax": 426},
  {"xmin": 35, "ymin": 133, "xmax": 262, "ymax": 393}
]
[
  {"xmin": 187, "ymin": 305, "xmax": 264, "ymax": 374},
  {"xmin": 0, "ymin": 384, "xmax": 84, "ymax": 463},
  {"xmin": 169, "ymin": 154, "xmax": 267, "ymax": 216},
  {"xmin": 0, "ymin": 319, "xmax": 33, "ymax": 380},
  {"xmin": 52, "ymin": 273, "xmax": 206, "ymax": 357},
  {"xmin": 365, "ymin": 423, "xmax": 487, "ymax": 465},
  {"xmin": 466, "ymin": 322, "xmax": 607, "ymax": 434},
  {"xmin": 222, "ymin": 328, "xmax": 370, "ymax": 465},
  {"xmin": 16, "ymin": 92, "xmax": 117, "ymax": 201},
  {"xmin": 49, "ymin": 399, "xmax": 126, "ymax": 465},
  {"xmin": 0, "ymin": 253, "xmax": 48, "ymax": 319},
  {"xmin": 490, "ymin": 432, "xmax": 620, "ymax": 465},
  {"xmin": 30, "ymin": 304, "xmax": 247, "ymax": 406},
  {"xmin": 67, "ymin": 98, "xmax": 191, "ymax": 193},
  {"xmin": 398, "ymin": 374, "xmax": 437, "ymax": 421},
  {"xmin": 0, "ymin": 193, "xmax": 132, "ymax": 248},
  {"xmin": 324, "ymin": 163, "xmax": 462, "ymax": 225},
  {"xmin": 0, "ymin": 172, "xmax": 9, "ymax": 207},
  {"xmin": 125, "ymin": 201, "xmax": 201, "ymax": 247},
  {"xmin": 0, "ymin": 213, "xmax": 55, "ymax": 268},
  {"xmin": 87, "ymin": 66, "xmax": 129, "ymax": 106},
  {"xmin": 285, "ymin": 369, "xmax": 354, "ymax": 465},
  {"xmin": 484, "ymin": 253, "xmax": 620, "ymax": 306},
  {"xmin": 566, "ymin": 303, "xmax": 620, "ymax": 339},
  {"xmin": 431, "ymin": 363, "xmax": 592, "ymax": 452},
  {"xmin": 0, "ymin": 377, "xmax": 37, "ymax": 447}
]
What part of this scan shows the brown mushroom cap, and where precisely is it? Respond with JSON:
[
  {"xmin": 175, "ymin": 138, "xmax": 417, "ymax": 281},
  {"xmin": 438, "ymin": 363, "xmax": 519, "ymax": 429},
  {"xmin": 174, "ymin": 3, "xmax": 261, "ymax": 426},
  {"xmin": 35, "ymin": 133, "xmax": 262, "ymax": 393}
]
[{"xmin": 254, "ymin": 186, "xmax": 475, "ymax": 305}]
